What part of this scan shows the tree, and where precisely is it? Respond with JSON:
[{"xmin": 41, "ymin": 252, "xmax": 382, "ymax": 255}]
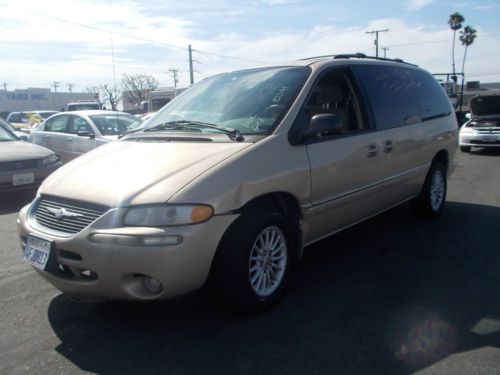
[
  {"xmin": 448, "ymin": 12, "xmax": 465, "ymax": 82},
  {"xmin": 459, "ymin": 26, "xmax": 477, "ymax": 77},
  {"xmin": 100, "ymin": 84, "xmax": 121, "ymax": 111},
  {"xmin": 121, "ymin": 74, "xmax": 159, "ymax": 109}
]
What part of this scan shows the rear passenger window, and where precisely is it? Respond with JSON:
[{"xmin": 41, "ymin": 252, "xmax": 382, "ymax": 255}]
[
  {"xmin": 411, "ymin": 70, "xmax": 453, "ymax": 120},
  {"xmin": 45, "ymin": 116, "xmax": 68, "ymax": 133},
  {"xmin": 353, "ymin": 65, "xmax": 420, "ymax": 130}
]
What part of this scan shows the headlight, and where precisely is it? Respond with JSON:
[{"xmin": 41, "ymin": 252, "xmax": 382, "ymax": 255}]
[
  {"xmin": 41, "ymin": 153, "xmax": 59, "ymax": 165},
  {"xmin": 124, "ymin": 204, "xmax": 214, "ymax": 226}
]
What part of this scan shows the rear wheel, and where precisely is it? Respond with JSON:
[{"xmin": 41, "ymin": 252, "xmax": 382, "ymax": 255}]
[
  {"xmin": 460, "ymin": 146, "xmax": 471, "ymax": 152},
  {"xmin": 210, "ymin": 209, "xmax": 293, "ymax": 312},
  {"xmin": 411, "ymin": 161, "xmax": 447, "ymax": 218}
]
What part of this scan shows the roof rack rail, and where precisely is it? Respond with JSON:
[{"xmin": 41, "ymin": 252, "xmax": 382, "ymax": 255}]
[
  {"xmin": 333, "ymin": 53, "xmax": 416, "ymax": 66},
  {"xmin": 299, "ymin": 53, "xmax": 416, "ymax": 66}
]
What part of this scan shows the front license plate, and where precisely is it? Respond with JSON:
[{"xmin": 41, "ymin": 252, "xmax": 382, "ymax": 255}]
[
  {"xmin": 23, "ymin": 236, "xmax": 51, "ymax": 270},
  {"xmin": 482, "ymin": 136, "xmax": 497, "ymax": 143},
  {"xmin": 13, "ymin": 172, "xmax": 34, "ymax": 186}
]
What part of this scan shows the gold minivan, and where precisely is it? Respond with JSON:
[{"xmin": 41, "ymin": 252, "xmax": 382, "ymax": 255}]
[{"xmin": 18, "ymin": 55, "xmax": 458, "ymax": 310}]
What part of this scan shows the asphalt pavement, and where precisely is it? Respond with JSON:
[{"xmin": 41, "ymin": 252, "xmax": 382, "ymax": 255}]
[{"xmin": 1, "ymin": 150, "xmax": 499, "ymax": 375}]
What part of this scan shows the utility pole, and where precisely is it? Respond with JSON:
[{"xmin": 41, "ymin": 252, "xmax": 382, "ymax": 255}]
[
  {"xmin": 67, "ymin": 83, "xmax": 74, "ymax": 93},
  {"xmin": 381, "ymin": 47, "xmax": 390, "ymax": 58},
  {"xmin": 188, "ymin": 44, "xmax": 194, "ymax": 85},
  {"xmin": 52, "ymin": 81, "xmax": 60, "ymax": 110},
  {"xmin": 365, "ymin": 29, "xmax": 389, "ymax": 58},
  {"xmin": 2, "ymin": 82, "xmax": 7, "ymax": 91},
  {"xmin": 168, "ymin": 68, "xmax": 179, "ymax": 91}
]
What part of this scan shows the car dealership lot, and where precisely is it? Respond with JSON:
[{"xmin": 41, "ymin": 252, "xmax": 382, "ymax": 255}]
[{"xmin": 1, "ymin": 151, "xmax": 499, "ymax": 374}]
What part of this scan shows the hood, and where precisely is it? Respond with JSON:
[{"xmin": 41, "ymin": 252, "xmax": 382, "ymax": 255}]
[
  {"xmin": 0, "ymin": 141, "xmax": 53, "ymax": 162},
  {"xmin": 470, "ymin": 95, "xmax": 500, "ymax": 117},
  {"xmin": 39, "ymin": 138, "xmax": 252, "ymax": 207}
]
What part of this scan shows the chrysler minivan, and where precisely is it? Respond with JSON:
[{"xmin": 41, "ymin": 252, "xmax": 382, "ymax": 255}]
[{"xmin": 18, "ymin": 54, "xmax": 457, "ymax": 310}]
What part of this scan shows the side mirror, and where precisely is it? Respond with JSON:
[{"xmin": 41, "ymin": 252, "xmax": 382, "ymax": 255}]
[
  {"xmin": 465, "ymin": 113, "xmax": 471, "ymax": 120},
  {"xmin": 77, "ymin": 131, "xmax": 95, "ymax": 139},
  {"xmin": 301, "ymin": 114, "xmax": 343, "ymax": 142}
]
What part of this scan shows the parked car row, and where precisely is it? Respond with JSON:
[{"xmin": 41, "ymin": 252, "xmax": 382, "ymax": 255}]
[
  {"xmin": 0, "ymin": 110, "xmax": 143, "ymax": 193},
  {"xmin": 5, "ymin": 55, "xmax": 498, "ymax": 313}
]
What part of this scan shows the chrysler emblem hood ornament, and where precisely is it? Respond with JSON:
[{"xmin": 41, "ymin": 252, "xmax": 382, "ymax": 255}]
[{"xmin": 46, "ymin": 207, "xmax": 83, "ymax": 220}]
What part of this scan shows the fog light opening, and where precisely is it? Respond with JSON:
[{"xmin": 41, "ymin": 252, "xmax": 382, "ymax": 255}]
[{"xmin": 143, "ymin": 276, "xmax": 163, "ymax": 295}]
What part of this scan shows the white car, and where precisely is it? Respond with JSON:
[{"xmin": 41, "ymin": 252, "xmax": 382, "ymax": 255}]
[
  {"xmin": 30, "ymin": 110, "xmax": 142, "ymax": 163},
  {"xmin": 459, "ymin": 95, "xmax": 500, "ymax": 152}
]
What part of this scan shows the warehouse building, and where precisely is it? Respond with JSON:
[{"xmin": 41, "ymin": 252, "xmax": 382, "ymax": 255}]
[{"xmin": 0, "ymin": 88, "xmax": 97, "ymax": 117}]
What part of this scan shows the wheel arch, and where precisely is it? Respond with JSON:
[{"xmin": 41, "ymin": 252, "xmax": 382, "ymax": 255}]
[
  {"xmin": 238, "ymin": 192, "xmax": 304, "ymax": 259},
  {"xmin": 431, "ymin": 149, "xmax": 449, "ymax": 173}
]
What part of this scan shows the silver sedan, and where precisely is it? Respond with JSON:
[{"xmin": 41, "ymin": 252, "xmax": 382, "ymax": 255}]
[{"xmin": 30, "ymin": 110, "xmax": 142, "ymax": 163}]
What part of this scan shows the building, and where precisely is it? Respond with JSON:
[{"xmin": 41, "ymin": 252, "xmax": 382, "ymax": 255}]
[{"xmin": 0, "ymin": 88, "xmax": 97, "ymax": 115}]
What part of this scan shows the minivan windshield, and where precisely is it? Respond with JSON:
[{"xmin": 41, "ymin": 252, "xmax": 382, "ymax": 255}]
[{"xmin": 141, "ymin": 66, "xmax": 311, "ymax": 135}]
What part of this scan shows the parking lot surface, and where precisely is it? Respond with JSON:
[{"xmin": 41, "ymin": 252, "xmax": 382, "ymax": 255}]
[{"xmin": 1, "ymin": 150, "xmax": 499, "ymax": 374}]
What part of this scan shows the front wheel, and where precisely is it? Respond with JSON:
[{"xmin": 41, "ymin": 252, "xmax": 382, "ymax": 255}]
[
  {"xmin": 210, "ymin": 209, "xmax": 293, "ymax": 312},
  {"xmin": 411, "ymin": 161, "xmax": 447, "ymax": 218}
]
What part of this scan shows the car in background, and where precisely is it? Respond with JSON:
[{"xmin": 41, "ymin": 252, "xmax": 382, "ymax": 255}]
[
  {"xmin": 0, "ymin": 123, "xmax": 61, "ymax": 193},
  {"xmin": 0, "ymin": 118, "xmax": 28, "ymax": 140},
  {"xmin": 30, "ymin": 110, "xmax": 143, "ymax": 163},
  {"xmin": 459, "ymin": 95, "xmax": 500, "ymax": 152},
  {"xmin": 66, "ymin": 101, "xmax": 101, "ymax": 111},
  {"xmin": 7, "ymin": 111, "xmax": 59, "ymax": 130}
]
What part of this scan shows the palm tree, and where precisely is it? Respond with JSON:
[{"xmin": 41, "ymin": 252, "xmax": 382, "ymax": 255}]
[
  {"xmin": 459, "ymin": 26, "xmax": 477, "ymax": 77},
  {"xmin": 448, "ymin": 12, "xmax": 465, "ymax": 82}
]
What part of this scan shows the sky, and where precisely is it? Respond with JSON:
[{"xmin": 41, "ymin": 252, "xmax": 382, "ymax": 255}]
[{"xmin": 0, "ymin": 0, "xmax": 499, "ymax": 93}]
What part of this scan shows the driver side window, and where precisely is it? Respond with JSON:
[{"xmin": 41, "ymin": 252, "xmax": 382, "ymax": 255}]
[{"xmin": 304, "ymin": 69, "xmax": 367, "ymax": 135}]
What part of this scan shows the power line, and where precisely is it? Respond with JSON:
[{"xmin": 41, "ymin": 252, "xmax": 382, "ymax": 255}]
[{"xmin": 3, "ymin": 6, "xmax": 267, "ymax": 65}]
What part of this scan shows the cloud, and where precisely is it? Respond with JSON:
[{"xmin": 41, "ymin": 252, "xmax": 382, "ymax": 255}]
[
  {"xmin": 0, "ymin": 1, "xmax": 499, "ymax": 90},
  {"xmin": 406, "ymin": 0, "xmax": 433, "ymax": 11}
]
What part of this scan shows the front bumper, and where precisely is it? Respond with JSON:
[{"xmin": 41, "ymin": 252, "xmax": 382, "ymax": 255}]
[
  {"xmin": 17, "ymin": 204, "xmax": 238, "ymax": 301},
  {"xmin": 0, "ymin": 162, "xmax": 61, "ymax": 192},
  {"xmin": 459, "ymin": 130, "xmax": 500, "ymax": 148}
]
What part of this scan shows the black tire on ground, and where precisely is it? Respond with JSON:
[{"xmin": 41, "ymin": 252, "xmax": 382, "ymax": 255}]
[
  {"xmin": 460, "ymin": 146, "xmax": 471, "ymax": 152},
  {"xmin": 411, "ymin": 161, "xmax": 447, "ymax": 218},
  {"xmin": 209, "ymin": 208, "xmax": 294, "ymax": 312}
]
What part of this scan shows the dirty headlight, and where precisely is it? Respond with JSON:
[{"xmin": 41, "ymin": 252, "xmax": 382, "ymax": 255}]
[{"xmin": 124, "ymin": 204, "xmax": 214, "ymax": 226}]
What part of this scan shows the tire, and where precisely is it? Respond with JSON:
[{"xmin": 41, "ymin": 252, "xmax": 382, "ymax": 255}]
[
  {"xmin": 460, "ymin": 146, "xmax": 471, "ymax": 153},
  {"xmin": 210, "ymin": 208, "xmax": 293, "ymax": 312},
  {"xmin": 411, "ymin": 161, "xmax": 447, "ymax": 218}
]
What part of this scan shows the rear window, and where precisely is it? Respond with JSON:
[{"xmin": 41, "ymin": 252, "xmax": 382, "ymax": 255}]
[
  {"xmin": 411, "ymin": 70, "xmax": 453, "ymax": 120},
  {"xmin": 90, "ymin": 114, "xmax": 142, "ymax": 135}
]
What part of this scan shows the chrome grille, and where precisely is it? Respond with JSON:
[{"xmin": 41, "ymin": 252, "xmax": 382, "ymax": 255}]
[
  {"xmin": 0, "ymin": 159, "xmax": 43, "ymax": 171},
  {"xmin": 33, "ymin": 196, "xmax": 109, "ymax": 234}
]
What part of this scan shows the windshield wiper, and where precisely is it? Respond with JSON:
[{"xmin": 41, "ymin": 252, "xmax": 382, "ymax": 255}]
[{"xmin": 143, "ymin": 120, "xmax": 244, "ymax": 141}]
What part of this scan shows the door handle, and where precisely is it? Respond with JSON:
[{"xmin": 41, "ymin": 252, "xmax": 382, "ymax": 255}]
[
  {"xmin": 367, "ymin": 144, "xmax": 378, "ymax": 158},
  {"xmin": 383, "ymin": 140, "xmax": 393, "ymax": 153},
  {"xmin": 66, "ymin": 137, "xmax": 73, "ymax": 142},
  {"xmin": 45, "ymin": 135, "xmax": 50, "ymax": 139}
]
